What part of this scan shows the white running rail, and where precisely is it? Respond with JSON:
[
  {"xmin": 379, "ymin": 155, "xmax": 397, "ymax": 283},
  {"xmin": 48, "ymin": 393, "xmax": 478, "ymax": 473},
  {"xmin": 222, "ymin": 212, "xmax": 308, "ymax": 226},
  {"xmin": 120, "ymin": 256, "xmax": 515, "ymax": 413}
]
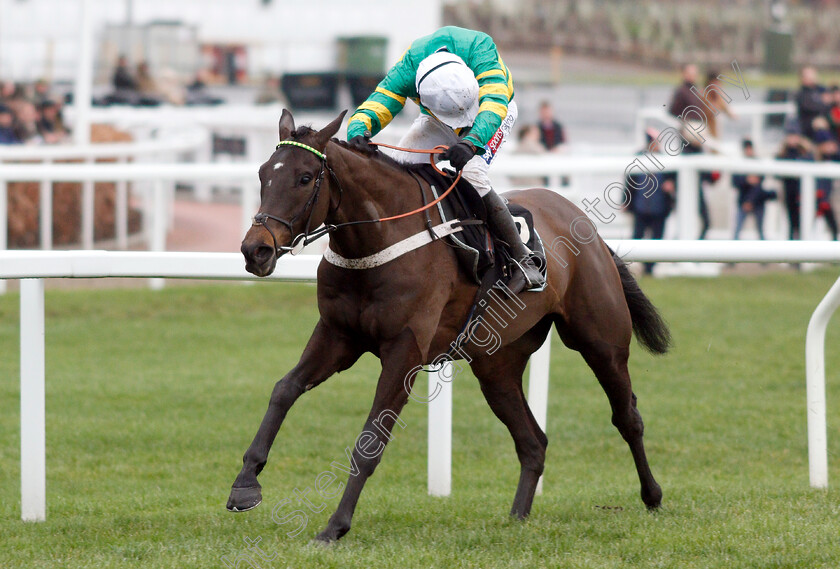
[{"xmin": 3, "ymin": 241, "xmax": 839, "ymax": 521}]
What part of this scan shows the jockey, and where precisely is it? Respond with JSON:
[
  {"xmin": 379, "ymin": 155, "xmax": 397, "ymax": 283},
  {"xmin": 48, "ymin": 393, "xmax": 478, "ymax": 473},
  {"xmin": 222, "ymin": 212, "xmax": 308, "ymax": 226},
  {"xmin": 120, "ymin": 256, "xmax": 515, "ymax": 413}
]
[{"xmin": 346, "ymin": 26, "xmax": 545, "ymax": 294}]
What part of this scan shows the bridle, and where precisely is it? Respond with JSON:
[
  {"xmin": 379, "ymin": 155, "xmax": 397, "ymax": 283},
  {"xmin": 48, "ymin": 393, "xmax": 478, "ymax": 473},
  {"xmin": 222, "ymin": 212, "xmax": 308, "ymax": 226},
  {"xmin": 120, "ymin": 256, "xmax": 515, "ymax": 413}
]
[
  {"xmin": 251, "ymin": 140, "xmax": 339, "ymax": 255},
  {"xmin": 251, "ymin": 139, "xmax": 462, "ymax": 256}
]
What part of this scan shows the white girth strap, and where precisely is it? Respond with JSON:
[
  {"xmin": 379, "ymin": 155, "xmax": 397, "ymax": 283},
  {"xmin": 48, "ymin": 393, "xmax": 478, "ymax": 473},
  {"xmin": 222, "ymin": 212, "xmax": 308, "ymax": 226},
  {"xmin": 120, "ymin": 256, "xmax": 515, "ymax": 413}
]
[{"xmin": 323, "ymin": 219, "xmax": 463, "ymax": 269}]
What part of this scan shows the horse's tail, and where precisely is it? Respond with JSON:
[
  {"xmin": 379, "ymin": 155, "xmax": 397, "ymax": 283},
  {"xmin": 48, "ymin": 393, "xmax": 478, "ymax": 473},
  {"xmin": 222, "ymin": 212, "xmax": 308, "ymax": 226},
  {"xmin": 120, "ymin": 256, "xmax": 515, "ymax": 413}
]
[{"xmin": 610, "ymin": 248, "xmax": 672, "ymax": 355}]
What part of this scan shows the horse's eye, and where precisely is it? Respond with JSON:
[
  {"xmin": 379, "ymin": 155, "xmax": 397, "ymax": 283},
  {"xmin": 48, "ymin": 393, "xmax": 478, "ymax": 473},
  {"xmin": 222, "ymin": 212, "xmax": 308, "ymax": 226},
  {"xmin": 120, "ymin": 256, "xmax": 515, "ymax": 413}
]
[{"xmin": 300, "ymin": 174, "xmax": 313, "ymax": 185}]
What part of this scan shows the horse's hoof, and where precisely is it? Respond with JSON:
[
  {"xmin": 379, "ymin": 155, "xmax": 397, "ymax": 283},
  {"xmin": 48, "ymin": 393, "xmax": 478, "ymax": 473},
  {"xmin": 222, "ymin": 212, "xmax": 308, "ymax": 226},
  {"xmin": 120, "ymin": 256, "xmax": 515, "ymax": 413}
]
[
  {"xmin": 226, "ymin": 486, "xmax": 262, "ymax": 512},
  {"xmin": 642, "ymin": 484, "xmax": 663, "ymax": 511},
  {"xmin": 311, "ymin": 533, "xmax": 336, "ymax": 546}
]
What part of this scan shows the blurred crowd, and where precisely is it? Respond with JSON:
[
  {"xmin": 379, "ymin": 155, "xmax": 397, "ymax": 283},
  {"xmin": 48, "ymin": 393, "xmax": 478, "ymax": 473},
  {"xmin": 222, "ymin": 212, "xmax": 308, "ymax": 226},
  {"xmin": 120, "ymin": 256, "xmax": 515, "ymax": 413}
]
[
  {"xmin": 0, "ymin": 78, "xmax": 70, "ymax": 145},
  {"xmin": 102, "ymin": 55, "xmax": 222, "ymax": 107},
  {"xmin": 515, "ymin": 64, "xmax": 840, "ymax": 274}
]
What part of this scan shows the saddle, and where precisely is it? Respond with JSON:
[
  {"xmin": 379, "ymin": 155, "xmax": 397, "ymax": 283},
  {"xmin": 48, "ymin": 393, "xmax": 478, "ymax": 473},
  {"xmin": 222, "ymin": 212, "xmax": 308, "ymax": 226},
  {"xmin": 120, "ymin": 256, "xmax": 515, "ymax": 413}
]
[{"xmin": 414, "ymin": 165, "xmax": 546, "ymax": 292}]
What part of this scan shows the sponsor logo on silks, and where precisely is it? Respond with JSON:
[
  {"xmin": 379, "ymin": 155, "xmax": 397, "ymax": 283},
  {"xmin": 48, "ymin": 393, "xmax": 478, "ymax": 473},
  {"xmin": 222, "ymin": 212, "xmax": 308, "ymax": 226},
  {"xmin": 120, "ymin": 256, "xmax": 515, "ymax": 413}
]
[{"xmin": 482, "ymin": 129, "xmax": 505, "ymax": 164}]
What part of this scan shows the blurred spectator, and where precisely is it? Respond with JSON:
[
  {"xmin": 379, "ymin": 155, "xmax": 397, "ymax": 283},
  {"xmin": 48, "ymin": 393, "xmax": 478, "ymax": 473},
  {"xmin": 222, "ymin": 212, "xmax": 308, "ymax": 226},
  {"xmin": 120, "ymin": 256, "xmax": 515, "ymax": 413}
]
[
  {"xmin": 703, "ymin": 71, "xmax": 736, "ymax": 146},
  {"xmin": 186, "ymin": 69, "xmax": 224, "ymax": 106},
  {"xmin": 732, "ymin": 139, "xmax": 776, "ymax": 240},
  {"xmin": 136, "ymin": 61, "xmax": 157, "ymax": 95},
  {"xmin": 0, "ymin": 103, "xmax": 21, "ymax": 144},
  {"xmin": 668, "ymin": 63, "xmax": 713, "ymax": 238},
  {"xmin": 668, "ymin": 63, "xmax": 702, "ymax": 118},
  {"xmin": 112, "ymin": 55, "xmax": 138, "ymax": 91},
  {"xmin": 776, "ymin": 127, "xmax": 814, "ymax": 240},
  {"xmin": 812, "ymin": 117, "xmax": 839, "ymax": 240},
  {"xmin": 536, "ymin": 101, "xmax": 566, "ymax": 151},
  {"xmin": 1, "ymin": 80, "xmax": 15, "ymax": 102},
  {"xmin": 511, "ymin": 124, "xmax": 547, "ymax": 187},
  {"xmin": 157, "ymin": 68, "xmax": 186, "ymax": 105},
  {"xmin": 37, "ymin": 99, "xmax": 70, "ymax": 144},
  {"xmin": 795, "ymin": 66, "xmax": 830, "ymax": 140},
  {"xmin": 12, "ymin": 100, "xmax": 44, "ymax": 144},
  {"xmin": 32, "ymin": 79, "xmax": 52, "ymax": 106},
  {"xmin": 516, "ymin": 124, "xmax": 547, "ymax": 154},
  {"xmin": 626, "ymin": 128, "xmax": 676, "ymax": 275},
  {"xmin": 828, "ymin": 86, "xmax": 840, "ymax": 140}
]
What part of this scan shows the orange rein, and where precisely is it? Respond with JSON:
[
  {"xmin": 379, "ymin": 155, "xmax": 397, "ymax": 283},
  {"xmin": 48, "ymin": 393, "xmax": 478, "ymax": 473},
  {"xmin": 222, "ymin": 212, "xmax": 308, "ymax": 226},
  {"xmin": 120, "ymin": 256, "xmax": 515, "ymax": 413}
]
[{"xmin": 368, "ymin": 143, "xmax": 461, "ymax": 223}]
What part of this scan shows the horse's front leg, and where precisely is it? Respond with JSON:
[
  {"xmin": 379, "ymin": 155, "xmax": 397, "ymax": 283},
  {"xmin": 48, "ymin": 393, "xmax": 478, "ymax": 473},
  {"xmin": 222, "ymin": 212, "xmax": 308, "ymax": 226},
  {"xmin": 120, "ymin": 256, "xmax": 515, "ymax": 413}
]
[
  {"xmin": 314, "ymin": 329, "xmax": 422, "ymax": 543},
  {"xmin": 227, "ymin": 320, "xmax": 362, "ymax": 512}
]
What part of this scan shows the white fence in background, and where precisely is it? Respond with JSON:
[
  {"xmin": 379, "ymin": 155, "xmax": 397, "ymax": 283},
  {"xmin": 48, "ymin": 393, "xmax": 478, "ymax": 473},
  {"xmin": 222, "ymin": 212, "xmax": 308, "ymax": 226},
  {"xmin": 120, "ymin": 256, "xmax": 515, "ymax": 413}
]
[
  {"xmin": 635, "ymin": 101, "xmax": 796, "ymax": 149},
  {"xmin": 3, "ymin": 241, "xmax": 839, "ymax": 522},
  {"xmin": 3, "ymin": 153, "xmax": 840, "ymax": 294},
  {"xmin": 0, "ymin": 133, "xmax": 207, "ymax": 277},
  {"xmin": 2, "ymin": 152, "xmax": 839, "ymax": 288}
]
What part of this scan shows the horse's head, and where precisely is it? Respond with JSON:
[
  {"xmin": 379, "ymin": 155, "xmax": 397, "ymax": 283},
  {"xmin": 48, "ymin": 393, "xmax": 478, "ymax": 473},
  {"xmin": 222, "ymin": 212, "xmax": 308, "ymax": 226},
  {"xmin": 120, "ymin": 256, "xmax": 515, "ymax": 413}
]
[{"xmin": 241, "ymin": 109, "xmax": 346, "ymax": 276}]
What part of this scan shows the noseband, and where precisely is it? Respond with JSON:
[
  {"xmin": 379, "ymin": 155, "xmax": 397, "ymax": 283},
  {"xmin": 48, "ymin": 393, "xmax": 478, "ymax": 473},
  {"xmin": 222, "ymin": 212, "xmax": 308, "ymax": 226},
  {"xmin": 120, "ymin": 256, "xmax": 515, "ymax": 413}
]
[{"xmin": 251, "ymin": 140, "xmax": 340, "ymax": 255}]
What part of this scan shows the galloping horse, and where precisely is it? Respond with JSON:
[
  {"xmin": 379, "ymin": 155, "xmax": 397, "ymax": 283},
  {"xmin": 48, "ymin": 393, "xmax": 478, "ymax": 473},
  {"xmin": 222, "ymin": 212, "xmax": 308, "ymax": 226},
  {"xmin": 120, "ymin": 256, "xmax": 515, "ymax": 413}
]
[{"xmin": 228, "ymin": 109, "xmax": 671, "ymax": 542}]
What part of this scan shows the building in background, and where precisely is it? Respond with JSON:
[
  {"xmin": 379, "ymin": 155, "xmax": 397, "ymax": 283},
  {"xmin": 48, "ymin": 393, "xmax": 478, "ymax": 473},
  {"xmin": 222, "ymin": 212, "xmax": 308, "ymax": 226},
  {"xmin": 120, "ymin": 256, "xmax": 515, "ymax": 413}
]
[{"xmin": 0, "ymin": 0, "xmax": 442, "ymax": 84}]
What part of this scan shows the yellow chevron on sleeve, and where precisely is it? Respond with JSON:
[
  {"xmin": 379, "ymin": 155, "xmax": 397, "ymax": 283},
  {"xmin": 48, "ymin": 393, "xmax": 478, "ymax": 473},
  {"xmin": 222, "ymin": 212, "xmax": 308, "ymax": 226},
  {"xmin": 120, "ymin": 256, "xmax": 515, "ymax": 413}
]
[
  {"xmin": 476, "ymin": 69, "xmax": 506, "ymax": 81},
  {"xmin": 478, "ymin": 100, "xmax": 509, "ymax": 120},
  {"xmin": 349, "ymin": 112, "xmax": 372, "ymax": 130},
  {"xmin": 358, "ymin": 101, "xmax": 394, "ymax": 127},
  {"xmin": 478, "ymin": 83, "xmax": 511, "ymax": 98},
  {"xmin": 375, "ymin": 87, "xmax": 406, "ymax": 105}
]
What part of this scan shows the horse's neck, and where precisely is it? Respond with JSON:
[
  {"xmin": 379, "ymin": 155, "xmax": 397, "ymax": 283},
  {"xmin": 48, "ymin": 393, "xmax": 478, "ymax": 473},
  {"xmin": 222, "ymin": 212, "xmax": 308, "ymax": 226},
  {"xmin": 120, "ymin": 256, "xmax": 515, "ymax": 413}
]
[{"xmin": 325, "ymin": 143, "xmax": 429, "ymax": 258}]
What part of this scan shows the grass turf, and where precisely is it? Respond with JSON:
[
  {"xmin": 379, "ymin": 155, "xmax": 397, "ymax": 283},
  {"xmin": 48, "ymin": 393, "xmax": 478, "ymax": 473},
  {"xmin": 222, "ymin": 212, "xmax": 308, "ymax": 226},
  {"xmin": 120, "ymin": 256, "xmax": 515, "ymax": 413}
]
[{"xmin": 1, "ymin": 269, "xmax": 839, "ymax": 568}]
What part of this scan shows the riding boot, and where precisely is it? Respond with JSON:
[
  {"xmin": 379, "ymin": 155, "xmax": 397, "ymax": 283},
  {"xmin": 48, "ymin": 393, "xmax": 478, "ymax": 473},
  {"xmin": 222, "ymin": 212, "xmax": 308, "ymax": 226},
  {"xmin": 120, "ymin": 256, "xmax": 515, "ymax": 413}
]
[{"xmin": 482, "ymin": 190, "xmax": 546, "ymax": 294}]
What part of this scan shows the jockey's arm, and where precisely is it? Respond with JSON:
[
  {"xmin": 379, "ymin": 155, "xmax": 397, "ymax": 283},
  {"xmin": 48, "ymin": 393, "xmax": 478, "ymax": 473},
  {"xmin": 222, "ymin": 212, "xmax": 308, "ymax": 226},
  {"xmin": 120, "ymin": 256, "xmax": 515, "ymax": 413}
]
[
  {"xmin": 347, "ymin": 55, "xmax": 414, "ymax": 139},
  {"xmin": 461, "ymin": 35, "xmax": 514, "ymax": 149}
]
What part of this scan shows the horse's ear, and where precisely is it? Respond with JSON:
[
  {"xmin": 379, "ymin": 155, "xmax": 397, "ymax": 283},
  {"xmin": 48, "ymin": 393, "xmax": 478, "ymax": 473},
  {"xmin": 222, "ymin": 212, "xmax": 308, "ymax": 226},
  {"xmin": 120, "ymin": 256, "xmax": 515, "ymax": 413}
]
[
  {"xmin": 314, "ymin": 110, "xmax": 348, "ymax": 149},
  {"xmin": 278, "ymin": 109, "xmax": 295, "ymax": 141}
]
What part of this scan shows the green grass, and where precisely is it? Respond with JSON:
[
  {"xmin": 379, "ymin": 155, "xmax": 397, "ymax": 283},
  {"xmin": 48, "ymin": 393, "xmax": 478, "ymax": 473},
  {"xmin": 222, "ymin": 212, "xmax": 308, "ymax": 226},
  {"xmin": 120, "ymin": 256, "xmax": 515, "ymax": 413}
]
[{"xmin": 1, "ymin": 270, "xmax": 840, "ymax": 568}]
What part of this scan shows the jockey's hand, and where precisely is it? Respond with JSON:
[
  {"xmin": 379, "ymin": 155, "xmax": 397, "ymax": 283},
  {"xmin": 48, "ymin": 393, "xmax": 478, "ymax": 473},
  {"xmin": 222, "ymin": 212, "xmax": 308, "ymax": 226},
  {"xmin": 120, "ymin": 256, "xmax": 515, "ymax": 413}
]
[
  {"xmin": 442, "ymin": 141, "xmax": 477, "ymax": 171},
  {"xmin": 348, "ymin": 132, "xmax": 372, "ymax": 152}
]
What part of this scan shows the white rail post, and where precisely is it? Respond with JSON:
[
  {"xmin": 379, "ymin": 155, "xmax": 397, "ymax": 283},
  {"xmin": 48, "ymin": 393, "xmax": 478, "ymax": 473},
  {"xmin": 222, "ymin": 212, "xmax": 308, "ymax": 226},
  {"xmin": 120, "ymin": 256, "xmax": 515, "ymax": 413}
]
[
  {"xmin": 677, "ymin": 164, "xmax": 700, "ymax": 240},
  {"xmin": 428, "ymin": 362, "xmax": 452, "ymax": 497},
  {"xmin": 0, "ymin": 180, "xmax": 7, "ymax": 295},
  {"xmin": 72, "ymin": 0, "xmax": 93, "ymax": 146},
  {"xmin": 82, "ymin": 158, "xmax": 95, "ymax": 250},
  {"xmin": 20, "ymin": 278, "xmax": 46, "ymax": 522},
  {"xmin": 116, "ymin": 157, "xmax": 128, "ymax": 250},
  {"xmin": 800, "ymin": 175, "xmax": 817, "ymax": 241},
  {"xmin": 150, "ymin": 180, "xmax": 166, "ymax": 290},
  {"xmin": 39, "ymin": 176, "xmax": 53, "ymax": 250},
  {"xmin": 528, "ymin": 336, "xmax": 551, "ymax": 495},
  {"xmin": 750, "ymin": 114, "xmax": 762, "ymax": 152},
  {"xmin": 805, "ymin": 274, "xmax": 840, "ymax": 489}
]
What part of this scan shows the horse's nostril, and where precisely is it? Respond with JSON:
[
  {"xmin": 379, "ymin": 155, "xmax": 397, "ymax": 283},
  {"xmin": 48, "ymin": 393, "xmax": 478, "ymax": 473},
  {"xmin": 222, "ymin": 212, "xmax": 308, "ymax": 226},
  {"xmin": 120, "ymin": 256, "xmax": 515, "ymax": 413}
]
[
  {"xmin": 241, "ymin": 241, "xmax": 275, "ymax": 265},
  {"xmin": 252, "ymin": 245, "xmax": 274, "ymax": 264}
]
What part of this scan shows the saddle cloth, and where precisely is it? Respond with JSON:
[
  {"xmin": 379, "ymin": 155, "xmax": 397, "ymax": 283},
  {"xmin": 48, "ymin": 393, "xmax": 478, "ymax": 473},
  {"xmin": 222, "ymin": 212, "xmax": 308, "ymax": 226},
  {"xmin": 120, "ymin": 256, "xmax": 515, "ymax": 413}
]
[{"xmin": 414, "ymin": 165, "xmax": 546, "ymax": 291}]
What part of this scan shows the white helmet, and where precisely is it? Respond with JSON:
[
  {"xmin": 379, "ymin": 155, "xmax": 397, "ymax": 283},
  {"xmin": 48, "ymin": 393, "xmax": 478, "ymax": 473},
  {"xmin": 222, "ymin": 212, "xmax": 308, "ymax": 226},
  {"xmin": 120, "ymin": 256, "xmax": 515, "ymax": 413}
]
[{"xmin": 415, "ymin": 51, "xmax": 480, "ymax": 129}]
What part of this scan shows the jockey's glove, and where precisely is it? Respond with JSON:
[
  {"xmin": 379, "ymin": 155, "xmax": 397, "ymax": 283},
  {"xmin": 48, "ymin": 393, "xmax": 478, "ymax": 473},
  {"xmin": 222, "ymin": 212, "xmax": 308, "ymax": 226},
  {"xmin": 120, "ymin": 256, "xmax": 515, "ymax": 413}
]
[
  {"xmin": 348, "ymin": 132, "xmax": 372, "ymax": 152},
  {"xmin": 442, "ymin": 141, "xmax": 477, "ymax": 171}
]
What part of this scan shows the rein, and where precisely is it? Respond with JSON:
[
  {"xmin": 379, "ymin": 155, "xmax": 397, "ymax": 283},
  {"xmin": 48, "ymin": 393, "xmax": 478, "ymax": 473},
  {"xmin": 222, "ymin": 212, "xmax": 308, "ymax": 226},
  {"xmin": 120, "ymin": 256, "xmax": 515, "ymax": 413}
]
[{"xmin": 252, "ymin": 140, "xmax": 463, "ymax": 255}]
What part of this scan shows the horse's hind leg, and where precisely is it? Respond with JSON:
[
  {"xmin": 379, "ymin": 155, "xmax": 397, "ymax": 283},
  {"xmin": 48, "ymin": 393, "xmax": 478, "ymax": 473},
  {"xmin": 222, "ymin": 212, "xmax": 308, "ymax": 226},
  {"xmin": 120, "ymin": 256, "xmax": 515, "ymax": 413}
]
[
  {"xmin": 470, "ymin": 323, "xmax": 551, "ymax": 519},
  {"xmin": 227, "ymin": 320, "xmax": 363, "ymax": 512},
  {"xmin": 577, "ymin": 339, "xmax": 662, "ymax": 509}
]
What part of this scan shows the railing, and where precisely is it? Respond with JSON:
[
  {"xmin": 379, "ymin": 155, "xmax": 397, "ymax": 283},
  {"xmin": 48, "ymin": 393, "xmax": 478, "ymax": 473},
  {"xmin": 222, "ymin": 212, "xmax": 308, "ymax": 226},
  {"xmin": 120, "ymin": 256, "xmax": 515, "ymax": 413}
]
[
  {"xmin": 4, "ymin": 153, "xmax": 839, "ymax": 289},
  {"xmin": 4, "ymin": 241, "xmax": 839, "ymax": 521},
  {"xmin": 0, "ymin": 132, "xmax": 208, "ymax": 272},
  {"xmin": 634, "ymin": 101, "xmax": 796, "ymax": 149}
]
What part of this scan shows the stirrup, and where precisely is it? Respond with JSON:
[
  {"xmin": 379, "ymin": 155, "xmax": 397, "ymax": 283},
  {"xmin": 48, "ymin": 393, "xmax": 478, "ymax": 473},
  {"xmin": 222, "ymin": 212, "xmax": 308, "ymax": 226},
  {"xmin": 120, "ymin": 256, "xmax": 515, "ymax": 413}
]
[{"xmin": 511, "ymin": 254, "xmax": 546, "ymax": 291}]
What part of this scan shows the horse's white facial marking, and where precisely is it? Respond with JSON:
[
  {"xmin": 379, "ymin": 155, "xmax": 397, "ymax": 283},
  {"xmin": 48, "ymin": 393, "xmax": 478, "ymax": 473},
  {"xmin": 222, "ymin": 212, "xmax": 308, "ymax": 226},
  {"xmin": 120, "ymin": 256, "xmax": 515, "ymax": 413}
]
[
  {"xmin": 273, "ymin": 161, "xmax": 284, "ymax": 170},
  {"xmin": 266, "ymin": 180, "xmax": 273, "ymax": 187}
]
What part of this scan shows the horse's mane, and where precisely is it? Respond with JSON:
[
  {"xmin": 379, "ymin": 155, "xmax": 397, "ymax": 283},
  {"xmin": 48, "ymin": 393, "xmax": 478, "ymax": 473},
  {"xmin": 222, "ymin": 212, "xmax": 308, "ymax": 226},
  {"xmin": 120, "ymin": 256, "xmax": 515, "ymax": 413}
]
[{"xmin": 288, "ymin": 124, "xmax": 426, "ymax": 174}]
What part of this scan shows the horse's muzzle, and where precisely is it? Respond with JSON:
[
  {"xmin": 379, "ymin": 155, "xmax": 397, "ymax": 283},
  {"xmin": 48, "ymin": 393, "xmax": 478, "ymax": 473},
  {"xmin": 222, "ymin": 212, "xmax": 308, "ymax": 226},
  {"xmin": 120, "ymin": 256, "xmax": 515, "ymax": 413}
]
[{"xmin": 241, "ymin": 239, "xmax": 278, "ymax": 277}]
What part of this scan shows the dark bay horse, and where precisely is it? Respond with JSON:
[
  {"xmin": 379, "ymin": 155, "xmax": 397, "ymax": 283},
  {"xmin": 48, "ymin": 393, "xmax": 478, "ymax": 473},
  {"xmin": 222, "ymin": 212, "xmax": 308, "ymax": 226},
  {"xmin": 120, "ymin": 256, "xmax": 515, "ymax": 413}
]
[{"xmin": 228, "ymin": 109, "xmax": 671, "ymax": 542}]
